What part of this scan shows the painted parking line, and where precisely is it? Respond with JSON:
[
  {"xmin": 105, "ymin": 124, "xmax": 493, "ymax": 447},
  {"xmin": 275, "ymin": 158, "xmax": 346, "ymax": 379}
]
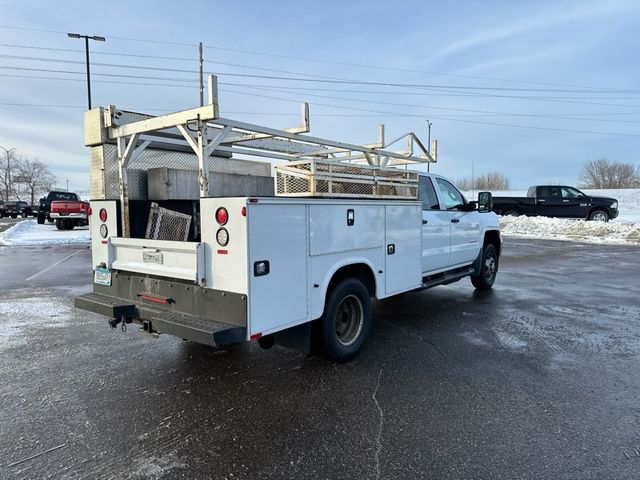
[{"xmin": 25, "ymin": 249, "xmax": 84, "ymax": 282}]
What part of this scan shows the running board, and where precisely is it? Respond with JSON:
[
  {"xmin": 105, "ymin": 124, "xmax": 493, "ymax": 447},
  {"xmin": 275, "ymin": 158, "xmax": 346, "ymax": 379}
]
[{"xmin": 421, "ymin": 267, "xmax": 475, "ymax": 289}]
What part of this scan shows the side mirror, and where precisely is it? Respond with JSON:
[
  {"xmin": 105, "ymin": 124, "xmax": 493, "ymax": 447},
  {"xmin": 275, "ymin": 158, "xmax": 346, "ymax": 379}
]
[{"xmin": 478, "ymin": 191, "xmax": 493, "ymax": 212}]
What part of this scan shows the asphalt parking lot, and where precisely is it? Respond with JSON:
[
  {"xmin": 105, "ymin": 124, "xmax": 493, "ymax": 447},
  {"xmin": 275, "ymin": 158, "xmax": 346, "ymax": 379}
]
[{"xmin": 1, "ymin": 238, "xmax": 639, "ymax": 479}]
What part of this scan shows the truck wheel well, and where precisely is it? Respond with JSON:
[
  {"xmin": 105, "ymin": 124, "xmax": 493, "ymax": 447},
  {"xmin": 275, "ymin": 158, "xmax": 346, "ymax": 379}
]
[
  {"xmin": 484, "ymin": 230, "xmax": 501, "ymax": 257},
  {"xmin": 327, "ymin": 264, "xmax": 376, "ymax": 298}
]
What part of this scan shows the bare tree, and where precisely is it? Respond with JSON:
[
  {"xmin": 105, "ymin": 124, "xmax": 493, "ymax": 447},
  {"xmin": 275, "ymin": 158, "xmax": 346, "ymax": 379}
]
[
  {"xmin": 457, "ymin": 171, "xmax": 510, "ymax": 191},
  {"xmin": 14, "ymin": 157, "xmax": 57, "ymax": 205},
  {"xmin": 0, "ymin": 146, "xmax": 17, "ymax": 201},
  {"xmin": 579, "ymin": 158, "xmax": 640, "ymax": 189}
]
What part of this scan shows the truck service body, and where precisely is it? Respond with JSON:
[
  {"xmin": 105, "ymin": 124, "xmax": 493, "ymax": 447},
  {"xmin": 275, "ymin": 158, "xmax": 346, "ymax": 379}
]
[{"xmin": 75, "ymin": 76, "xmax": 501, "ymax": 361}]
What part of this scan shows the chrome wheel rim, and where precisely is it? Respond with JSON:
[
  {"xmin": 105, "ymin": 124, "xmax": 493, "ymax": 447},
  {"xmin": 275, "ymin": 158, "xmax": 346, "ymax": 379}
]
[
  {"xmin": 335, "ymin": 294, "xmax": 364, "ymax": 347},
  {"xmin": 592, "ymin": 212, "xmax": 607, "ymax": 222},
  {"xmin": 484, "ymin": 254, "xmax": 497, "ymax": 282}
]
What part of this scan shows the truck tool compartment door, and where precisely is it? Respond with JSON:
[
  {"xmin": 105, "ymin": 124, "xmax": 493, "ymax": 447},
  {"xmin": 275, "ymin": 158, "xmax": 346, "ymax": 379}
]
[
  {"xmin": 385, "ymin": 204, "xmax": 421, "ymax": 295},
  {"xmin": 248, "ymin": 203, "xmax": 308, "ymax": 336}
]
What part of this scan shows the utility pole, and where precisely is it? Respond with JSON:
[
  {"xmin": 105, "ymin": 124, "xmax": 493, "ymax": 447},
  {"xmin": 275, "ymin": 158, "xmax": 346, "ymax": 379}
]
[
  {"xmin": 426, "ymin": 120, "xmax": 432, "ymax": 173},
  {"xmin": 66, "ymin": 179, "xmax": 69, "ymax": 192},
  {"xmin": 67, "ymin": 33, "xmax": 106, "ymax": 109},
  {"xmin": 199, "ymin": 42, "xmax": 204, "ymax": 106}
]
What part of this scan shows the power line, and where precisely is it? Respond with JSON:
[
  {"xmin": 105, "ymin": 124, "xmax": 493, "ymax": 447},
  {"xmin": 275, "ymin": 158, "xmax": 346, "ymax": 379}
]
[
  {"xmin": 2, "ymin": 52, "xmax": 640, "ymax": 94},
  {"xmin": 2, "ymin": 69, "xmax": 640, "ymax": 124},
  {"xmin": 219, "ymin": 88, "xmax": 640, "ymax": 137}
]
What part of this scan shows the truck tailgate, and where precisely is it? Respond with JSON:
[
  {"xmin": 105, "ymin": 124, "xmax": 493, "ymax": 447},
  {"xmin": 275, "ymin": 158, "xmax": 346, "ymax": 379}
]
[
  {"xmin": 51, "ymin": 200, "xmax": 87, "ymax": 215},
  {"xmin": 109, "ymin": 238, "xmax": 205, "ymax": 284}
]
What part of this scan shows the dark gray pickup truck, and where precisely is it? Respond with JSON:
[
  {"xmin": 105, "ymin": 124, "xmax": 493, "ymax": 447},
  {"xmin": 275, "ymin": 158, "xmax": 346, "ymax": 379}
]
[{"xmin": 493, "ymin": 185, "xmax": 619, "ymax": 222}]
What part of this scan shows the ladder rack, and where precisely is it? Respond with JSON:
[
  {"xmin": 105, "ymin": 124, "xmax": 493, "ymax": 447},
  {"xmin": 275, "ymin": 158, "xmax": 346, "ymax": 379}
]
[{"xmin": 84, "ymin": 75, "xmax": 437, "ymax": 235}]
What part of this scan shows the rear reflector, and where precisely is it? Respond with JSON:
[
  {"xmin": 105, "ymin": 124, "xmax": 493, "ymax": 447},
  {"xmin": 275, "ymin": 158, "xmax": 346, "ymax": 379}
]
[
  {"xmin": 241, "ymin": 206, "xmax": 246, "ymax": 217},
  {"xmin": 250, "ymin": 332, "xmax": 262, "ymax": 340},
  {"xmin": 217, "ymin": 249, "xmax": 228, "ymax": 255},
  {"xmin": 138, "ymin": 294, "xmax": 172, "ymax": 305}
]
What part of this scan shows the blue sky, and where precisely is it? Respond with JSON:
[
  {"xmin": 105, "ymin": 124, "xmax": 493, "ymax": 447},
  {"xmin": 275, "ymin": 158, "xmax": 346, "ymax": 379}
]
[{"xmin": 0, "ymin": 0, "xmax": 639, "ymax": 192}]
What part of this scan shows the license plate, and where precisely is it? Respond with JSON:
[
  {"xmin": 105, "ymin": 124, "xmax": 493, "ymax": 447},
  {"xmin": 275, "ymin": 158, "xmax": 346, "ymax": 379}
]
[
  {"xmin": 143, "ymin": 250, "xmax": 163, "ymax": 264},
  {"xmin": 94, "ymin": 267, "xmax": 112, "ymax": 286}
]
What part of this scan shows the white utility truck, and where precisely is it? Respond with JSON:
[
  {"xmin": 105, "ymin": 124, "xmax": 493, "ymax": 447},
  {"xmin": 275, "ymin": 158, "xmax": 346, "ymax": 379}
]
[{"xmin": 75, "ymin": 76, "xmax": 500, "ymax": 362}]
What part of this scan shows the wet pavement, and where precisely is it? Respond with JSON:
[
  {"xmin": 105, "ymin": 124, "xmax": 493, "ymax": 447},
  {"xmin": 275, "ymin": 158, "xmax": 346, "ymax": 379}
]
[{"xmin": 0, "ymin": 239, "xmax": 639, "ymax": 479}]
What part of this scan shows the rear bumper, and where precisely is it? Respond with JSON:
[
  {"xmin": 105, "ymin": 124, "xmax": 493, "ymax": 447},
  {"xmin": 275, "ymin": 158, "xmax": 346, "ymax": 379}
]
[
  {"xmin": 74, "ymin": 272, "xmax": 248, "ymax": 346},
  {"xmin": 50, "ymin": 213, "xmax": 87, "ymax": 219}
]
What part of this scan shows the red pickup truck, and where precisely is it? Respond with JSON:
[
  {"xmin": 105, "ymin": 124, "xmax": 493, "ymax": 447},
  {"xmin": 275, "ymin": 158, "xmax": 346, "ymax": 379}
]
[{"xmin": 50, "ymin": 199, "xmax": 90, "ymax": 230}]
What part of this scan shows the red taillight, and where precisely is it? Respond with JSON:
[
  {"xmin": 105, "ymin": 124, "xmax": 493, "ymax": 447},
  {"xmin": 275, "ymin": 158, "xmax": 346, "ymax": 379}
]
[
  {"xmin": 215, "ymin": 207, "xmax": 228, "ymax": 226},
  {"xmin": 88, "ymin": 207, "xmax": 93, "ymax": 216},
  {"xmin": 241, "ymin": 206, "xmax": 246, "ymax": 217},
  {"xmin": 99, "ymin": 208, "xmax": 108, "ymax": 222}
]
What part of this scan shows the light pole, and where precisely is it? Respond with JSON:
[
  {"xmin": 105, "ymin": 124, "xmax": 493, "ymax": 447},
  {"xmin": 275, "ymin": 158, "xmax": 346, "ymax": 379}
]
[
  {"xmin": 67, "ymin": 33, "xmax": 105, "ymax": 109},
  {"xmin": 426, "ymin": 120, "xmax": 432, "ymax": 172},
  {"xmin": 66, "ymin": 179, "xmax": 69, "ymax": 192}
]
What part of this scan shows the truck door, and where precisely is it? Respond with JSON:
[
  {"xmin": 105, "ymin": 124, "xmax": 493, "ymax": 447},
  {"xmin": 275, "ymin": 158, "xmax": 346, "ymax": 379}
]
[
  {"xmin": 433, "ymin": 177, "xmax": 480, "ymax": 267},
  {"xmin": 536, "ymin": 186, "xmax": 563, "ymax": 217},
  {"xmin": 560, "ymin": 186, "xmax": 588, "ymax": 217},
  {"xmin": 418, "ymin": 176, "xmax": 451, "ymax": 273}
]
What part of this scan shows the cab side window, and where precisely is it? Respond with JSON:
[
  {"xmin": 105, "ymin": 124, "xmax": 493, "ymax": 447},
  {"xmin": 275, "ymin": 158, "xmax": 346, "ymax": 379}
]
[
  {"xmin": 538, "ymin": 186, "xmax": 561, "ymax": 199},
  {"xmin": 435, "ymin": 178, "xmax": 465, "ymax": 210},
  {"xmin": 418, "ymin": 177, "xmax": 440, "ymax": 210},
  {"xmin": 561, "ymin": 187, "xmax": 582, "ymax": 199}
]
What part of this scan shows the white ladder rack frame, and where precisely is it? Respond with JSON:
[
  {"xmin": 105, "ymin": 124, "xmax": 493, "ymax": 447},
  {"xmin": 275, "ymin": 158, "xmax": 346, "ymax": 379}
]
[{"xmin": 92, "ymin": 75, "xmax": 437, "ymax": 237}]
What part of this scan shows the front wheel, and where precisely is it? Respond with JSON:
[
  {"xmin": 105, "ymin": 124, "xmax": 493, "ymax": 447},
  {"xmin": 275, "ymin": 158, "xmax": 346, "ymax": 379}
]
[
  {"xmin": 502, "ymin": 209, "xmax": 520, "ymax": 217},
  {"xmin": 37, "ymin": 213, "xmax": 45, "ymax": 224},
  {"xmin": 471, "ymin": 244, "xmax": 498, "ymax": 290},
  {"xmin": 318, "ymin": 278, "xmax": 372, "ymax": 362},
  {"xmin": 588, "ymin": 209, "xmax": 609, "ymax": 222}
]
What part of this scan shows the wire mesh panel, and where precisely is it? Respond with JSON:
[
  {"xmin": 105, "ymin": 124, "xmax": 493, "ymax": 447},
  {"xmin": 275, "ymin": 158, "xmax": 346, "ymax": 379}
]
[
  {"xmin": 275, "ymin": 159, "xmax": 419, "ymax": 199},
  {"xmin": 145, "ymin": 204, "xmax": 192, "ymax": 242}
]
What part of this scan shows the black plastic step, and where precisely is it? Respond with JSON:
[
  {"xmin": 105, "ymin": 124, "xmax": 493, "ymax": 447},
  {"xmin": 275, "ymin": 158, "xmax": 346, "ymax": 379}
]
[
  {"xmin": 75, "ymin": 292, "xmax": 137, "ymax": 319},
  {"xmin": 148, "ymin": 310, "xmax": 246, "ymax": 347}
]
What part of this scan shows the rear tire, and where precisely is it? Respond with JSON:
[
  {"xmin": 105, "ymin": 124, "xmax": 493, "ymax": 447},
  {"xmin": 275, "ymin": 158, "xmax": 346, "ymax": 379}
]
[
  {"xmin": 55, "ymin": 219, "xmax": 63, "ymax": 230},
  {"xmin": 471, "ymin": 244, "xmax": 498, "ymax": 290},
  {"xmin": 318, "ymin": 278, "xmax": 372, "ymax": 362},
  {"xmin": 502, "ymin": 209, "xmax": 520, "ymax": 217},
  {"xmin": 37, "ymin": 213, "xmax": 45, "ymax": 224},
  {"xmin": 588, "ymin": 209, "xmax": 609, "ymax": 222}
]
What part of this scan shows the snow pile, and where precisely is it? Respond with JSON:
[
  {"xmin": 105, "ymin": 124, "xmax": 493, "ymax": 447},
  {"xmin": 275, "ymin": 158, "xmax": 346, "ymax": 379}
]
[
  {"xmin": 500, "ymin": 215, "xmax": 640, "ymax": 244},
  {"xmin": 0, "ymin": 219, "xmax": 90, "ymax": 246}
]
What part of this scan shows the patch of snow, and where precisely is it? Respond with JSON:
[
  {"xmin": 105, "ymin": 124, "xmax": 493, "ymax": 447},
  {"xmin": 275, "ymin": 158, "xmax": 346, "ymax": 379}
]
[
  {"xmin": 0, "ymin": 295, "xmax": 72, "ymax": 350},
  {"xmin": 0, "ymin": 219, "xmax": 90, "ymax": 246},
  {"xmin": 499, "ymin": 215, "xmax": 640, "ymax": 244}
]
